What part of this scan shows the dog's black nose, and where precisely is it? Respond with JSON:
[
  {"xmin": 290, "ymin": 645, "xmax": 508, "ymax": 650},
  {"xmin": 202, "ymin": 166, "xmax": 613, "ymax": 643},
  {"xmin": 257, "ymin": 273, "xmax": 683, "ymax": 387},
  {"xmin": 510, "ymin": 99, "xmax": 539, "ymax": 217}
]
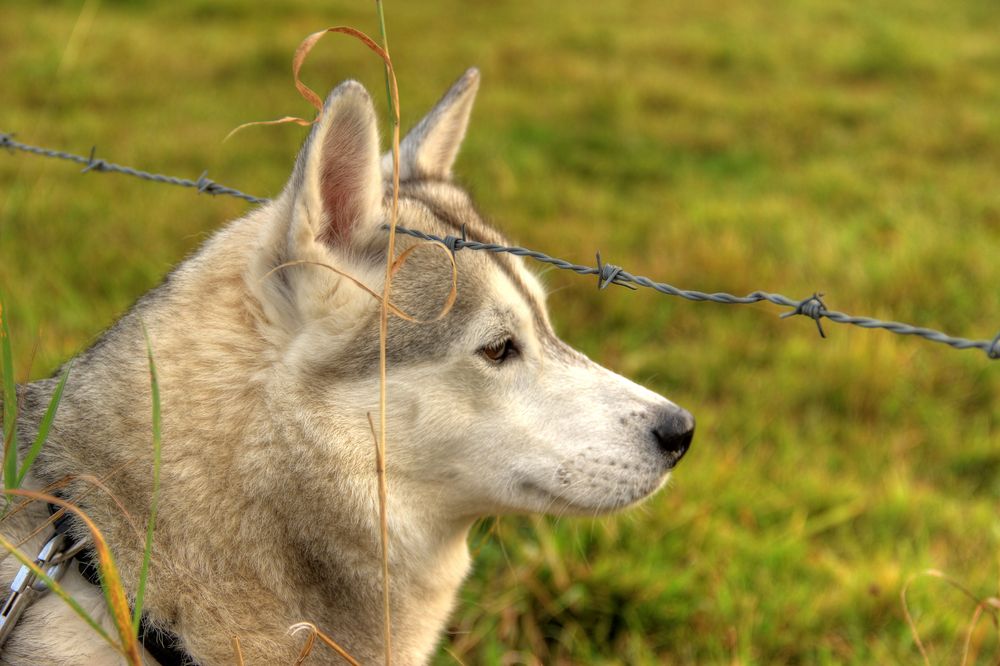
[{"xmin": 652, "ymin": 408, "xmax": 695, "ymax": 467}]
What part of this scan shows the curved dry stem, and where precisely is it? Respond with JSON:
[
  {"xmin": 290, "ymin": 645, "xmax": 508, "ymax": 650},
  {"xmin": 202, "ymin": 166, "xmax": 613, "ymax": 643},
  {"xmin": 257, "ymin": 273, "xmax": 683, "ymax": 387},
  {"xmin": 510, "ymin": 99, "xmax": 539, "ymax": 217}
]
[
  {"xmin": 0, "ymin": 468, "xmax": 129, "ymax": 562},
  {"xmin": 962, "ymin": 597, "xmax": 1000, "ymax": 666},
  {"xmin": 0, "ymin": 476, "xmax": 74, "ymax": 547},
  {"xmin": 902, "ymin": 568, "xmax": 1000, "ymax": 666},
  {"xmin": 261, "ymin": 260, "xmax": 414, "ymax": 320},
  {"xmin": 389, "ymin": 241, "xmax": 459, "ymax": 322},
  {"xmin": 0, "ymin": 457, "xmax": 149, "ymax": 562},
  {"xmin": 289, "ymin": 621, "xmax": 361, "ymax": 666},
  {"xmin": 262, "ymin": 241, "xmax": 457, "ymax": 325},
  {"xmin": 75, "ymin": 473, "xmax": 141, "ymax": 536},
  {"xmin": 225, "ymin": 26, "xmax": 398, "ymax": 142}
]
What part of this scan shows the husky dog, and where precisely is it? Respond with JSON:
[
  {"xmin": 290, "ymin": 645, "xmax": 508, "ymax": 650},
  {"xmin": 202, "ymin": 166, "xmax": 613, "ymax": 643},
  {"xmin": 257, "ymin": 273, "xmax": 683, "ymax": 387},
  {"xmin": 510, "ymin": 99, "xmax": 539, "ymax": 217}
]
[{"xmin": 0, "ymin": 69, "xmax": 694, "ymax": 665}]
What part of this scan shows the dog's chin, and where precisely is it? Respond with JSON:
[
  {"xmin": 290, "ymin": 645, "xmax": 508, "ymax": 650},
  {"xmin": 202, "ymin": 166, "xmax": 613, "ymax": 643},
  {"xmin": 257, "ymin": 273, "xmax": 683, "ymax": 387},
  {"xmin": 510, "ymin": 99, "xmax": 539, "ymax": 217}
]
[{"xmin": 517, "ymin": 472, "xmax": 671, "ymax": 516}]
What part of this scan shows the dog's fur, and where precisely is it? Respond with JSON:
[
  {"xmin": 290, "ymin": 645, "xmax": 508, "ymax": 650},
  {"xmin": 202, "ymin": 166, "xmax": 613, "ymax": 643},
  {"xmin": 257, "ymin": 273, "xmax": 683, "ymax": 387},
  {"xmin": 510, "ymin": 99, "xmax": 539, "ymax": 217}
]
[{"xmin": 0, "ymin": 69, "xmax": 694, "ymax": 665}]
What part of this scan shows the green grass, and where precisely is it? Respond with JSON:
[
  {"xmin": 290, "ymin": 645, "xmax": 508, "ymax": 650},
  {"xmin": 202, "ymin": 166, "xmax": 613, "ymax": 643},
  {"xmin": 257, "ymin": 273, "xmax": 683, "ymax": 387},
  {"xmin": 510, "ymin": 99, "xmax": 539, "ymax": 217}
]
[
  {"xmin": 1, "ymin": 297, "xmax": 18, "ymax": 496},
  {"xmin": 133, "ymin": 326, "xmax": 162, "ymax": 638},
  {"xmin": 1, "ymin": 0, "xmax": 999, "ymax": 663}
]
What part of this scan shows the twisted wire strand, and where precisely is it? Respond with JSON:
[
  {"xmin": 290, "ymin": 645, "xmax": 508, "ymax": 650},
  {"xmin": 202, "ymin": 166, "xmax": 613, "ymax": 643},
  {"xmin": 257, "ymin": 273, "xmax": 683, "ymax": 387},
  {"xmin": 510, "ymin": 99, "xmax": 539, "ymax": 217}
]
[
  {"xmin": 2, "ymin": 131, "xmax": 996, "ymax": 359},
  {"xmin": 392, "ymin": 226, "xmax": 1000, "ymax": 359},
  {"xmin": 0, "ymin": 133, "xmax": 266, "ymax": 204}
]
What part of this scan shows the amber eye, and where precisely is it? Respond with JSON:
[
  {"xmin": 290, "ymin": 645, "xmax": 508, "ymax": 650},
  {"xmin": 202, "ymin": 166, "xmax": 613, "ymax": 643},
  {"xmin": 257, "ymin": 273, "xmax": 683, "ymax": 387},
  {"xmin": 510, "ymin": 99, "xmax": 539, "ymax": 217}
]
[{"xmin": 480, "ymin": 338, "xmax": 517, "ymax": 363}]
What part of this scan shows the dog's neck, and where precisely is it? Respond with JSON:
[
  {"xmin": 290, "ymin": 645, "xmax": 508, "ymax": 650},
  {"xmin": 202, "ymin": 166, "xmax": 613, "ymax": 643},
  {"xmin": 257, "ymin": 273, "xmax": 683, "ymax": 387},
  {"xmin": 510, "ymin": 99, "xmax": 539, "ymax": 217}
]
[
  {"xmin": 28, "ymin": 335, "xmax": 474, "ymax": 665},
  {"xmin": 24, "ymin": 209, "xmax": 474, "ymax": 665}
]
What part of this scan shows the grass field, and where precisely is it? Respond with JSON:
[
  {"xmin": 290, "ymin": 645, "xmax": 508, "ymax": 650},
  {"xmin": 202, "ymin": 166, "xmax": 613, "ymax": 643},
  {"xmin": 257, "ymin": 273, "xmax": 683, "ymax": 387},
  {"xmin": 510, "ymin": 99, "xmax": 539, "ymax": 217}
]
[{"xmin": 2, "ymin": 0, "xmax": 999, "ymax": 663}]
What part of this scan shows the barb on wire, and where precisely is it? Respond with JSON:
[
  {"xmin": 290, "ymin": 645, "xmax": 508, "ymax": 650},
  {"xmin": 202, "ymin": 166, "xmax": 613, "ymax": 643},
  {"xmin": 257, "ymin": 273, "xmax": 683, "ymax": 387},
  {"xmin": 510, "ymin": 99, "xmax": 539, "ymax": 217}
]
[
  {"xmin": 0, "ymin": 133, "xmax": 266, "ymax": 204},
  {"xmin": 781, "ymin": 293, "xmax": 827, "ymax": 338},
  {"xmin": 596, "ymin": 252, "xmax": 636, "ymax": 291},
  {"xmin": 441, "ymin": 224, "xmax": 467, "ymax": 257},
  {"xmin": 2, "ymin": 132, "xmax": 997, "ymax": 360}
]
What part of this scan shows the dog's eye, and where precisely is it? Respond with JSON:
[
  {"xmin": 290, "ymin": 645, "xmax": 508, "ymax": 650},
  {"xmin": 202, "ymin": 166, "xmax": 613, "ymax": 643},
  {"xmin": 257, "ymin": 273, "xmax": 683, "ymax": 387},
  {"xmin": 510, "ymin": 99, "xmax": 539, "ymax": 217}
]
[{"xmin": 480, "ymin": 338, "xmax": 517, "ymax": 363}]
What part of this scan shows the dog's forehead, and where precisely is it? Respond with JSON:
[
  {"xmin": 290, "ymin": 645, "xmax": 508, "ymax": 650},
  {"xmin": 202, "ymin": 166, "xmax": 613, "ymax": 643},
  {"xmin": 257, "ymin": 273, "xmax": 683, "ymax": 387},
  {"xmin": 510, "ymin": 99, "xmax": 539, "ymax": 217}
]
[
  {"xmin": 309, "ymin": 179, "xmax": 561, "ymax": 373},
  {"xmin": 393, "ymin": 180, "xmax": 550, "ymax": 319},
  {"xmin": 293, "ymin": 179, "xmax": 580, "ymax": 380},
  {"xmin": 388, "ymin": 180, "xmax": 577, "ymax": 358}
]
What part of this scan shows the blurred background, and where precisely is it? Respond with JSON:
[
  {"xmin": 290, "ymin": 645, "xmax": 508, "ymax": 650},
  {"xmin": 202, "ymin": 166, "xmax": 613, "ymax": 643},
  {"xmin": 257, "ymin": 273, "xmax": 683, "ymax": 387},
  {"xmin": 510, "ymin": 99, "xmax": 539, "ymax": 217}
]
[{"xmin": 1, "ymin": 0, "xmax": 999, "ymax": 663}]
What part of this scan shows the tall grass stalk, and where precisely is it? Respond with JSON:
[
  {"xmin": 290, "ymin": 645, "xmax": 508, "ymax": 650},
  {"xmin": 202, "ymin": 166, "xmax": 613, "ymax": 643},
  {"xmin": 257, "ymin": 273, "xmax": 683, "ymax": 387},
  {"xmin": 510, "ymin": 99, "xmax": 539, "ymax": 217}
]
[
  {"xmin": 0, "ymin": 303, "xmax": 152, "ymax": 663},
  {"xmin": 2, "ymin": 299, "xmax": 71, "ymax": 497},
  {"xmin": 15, "ymin": 364, "xmax": 70, "ymax": 488},
  {"xmin": 373, "ymin": 2, "xmax": 401, "ymax": 663},
  {"xmin": 225, "ymin": 19, "xmax": 406, "ymax": 661},
  {"xmin": 132, "ymin": 326, "xmax": 162, "ymax": 635},
  {"xmin": 2, "ymin": 298, "xmax": 18, "ymax": 499},
  {"xmin": 0, "ymin": 305, "xmax": 113, "ymax": 651}
]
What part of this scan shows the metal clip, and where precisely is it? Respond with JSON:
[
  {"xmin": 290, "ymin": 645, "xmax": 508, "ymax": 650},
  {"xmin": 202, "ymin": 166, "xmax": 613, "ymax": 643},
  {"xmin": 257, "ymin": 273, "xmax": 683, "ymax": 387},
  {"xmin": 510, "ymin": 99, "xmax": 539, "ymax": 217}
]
[
  {"xmin": 0, "ymin": 532, "xmax": 76, "ymax": 648},
  {"xmin": 0, "ymin": 565, "xmax": 37, "ymax": 645}
]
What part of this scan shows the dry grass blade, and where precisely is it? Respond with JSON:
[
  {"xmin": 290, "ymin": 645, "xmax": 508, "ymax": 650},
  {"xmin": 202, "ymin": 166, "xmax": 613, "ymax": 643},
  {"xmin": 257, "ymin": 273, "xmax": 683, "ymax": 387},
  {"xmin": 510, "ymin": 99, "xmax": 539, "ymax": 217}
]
[
  {"xmin": 225, "ymin": 26, "xmax": 396, "ymax": 141},
  {"xmin": 2, "ymin": 489, "xmax": 142, "ymax": 665},
  {"xmin": 389, "ymin": 242, "xmax": 458, "ymax": 321},
  {"xmin": 262, "ymin": 242, "xmax": 457, "ymax": 325},
  {"xmin": 962, "ymin": 597, "xmax": 1000, "ymax": 666},
  {"xmin": 0, "ymin": 466, "xmax": 138, "ymax": 560},
  {"xmin": 235, "ymin": 18, "xmax": 407, "ymax": 663},
  {"xmin": 901, "ymin": 568, "xmax": 1000, "ymax": 666},
  {"xmin": 249, "ymin": 21, "xmax": 411, "ymax": 663},
  {"xmin": 366, "ymin": 409, "xmax": 391, "ymax": 664},
  {"xmin": 232, "ymin": 634, "xmax": 245, "ymax": 666},
  {"xmin": 289, "ymin": 621, "xmax": 361, "ymax": 666},
  {"xmin": 361, "ymin": 13, "xmax": 403, "ymax": 662}
]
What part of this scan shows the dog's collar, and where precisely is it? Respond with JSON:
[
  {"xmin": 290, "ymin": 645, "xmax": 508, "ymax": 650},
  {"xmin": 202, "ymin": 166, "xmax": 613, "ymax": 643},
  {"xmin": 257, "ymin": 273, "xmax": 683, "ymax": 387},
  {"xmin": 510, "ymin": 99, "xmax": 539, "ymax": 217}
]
[
  {"xmin": 0, "ymin": 520, "xmax": 83, "ymax": 648},
  {"xmin": 47, "ymin": 506, "xmax": 200, "ymax": 666}
]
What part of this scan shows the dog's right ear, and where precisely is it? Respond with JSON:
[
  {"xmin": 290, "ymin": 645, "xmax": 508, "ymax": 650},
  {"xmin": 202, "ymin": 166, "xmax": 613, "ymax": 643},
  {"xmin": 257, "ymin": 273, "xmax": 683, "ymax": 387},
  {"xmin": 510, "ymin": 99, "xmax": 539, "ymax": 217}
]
[
  {"xmin": 289, "ymin": 80, "xmax": 385, "ymax": 253},
  {"xmin": 254, "ymin": 81, "xmax": 386, "ymax": 327}
]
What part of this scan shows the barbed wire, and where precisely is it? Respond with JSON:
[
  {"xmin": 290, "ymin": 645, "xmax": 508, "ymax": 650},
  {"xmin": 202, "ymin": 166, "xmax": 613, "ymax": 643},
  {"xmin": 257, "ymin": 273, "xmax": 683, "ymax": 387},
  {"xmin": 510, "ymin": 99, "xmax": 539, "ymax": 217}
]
[
  {"xmin": 0, "ymin": 133, "xmax": 266, "ymax": 204},
  {"xmin": 394, "ymin": 226, "xmax": 1000, "ymax": 358},
  {"xmin": 2, "ymin": 131, "xmax": 997, "ymax": 360}
]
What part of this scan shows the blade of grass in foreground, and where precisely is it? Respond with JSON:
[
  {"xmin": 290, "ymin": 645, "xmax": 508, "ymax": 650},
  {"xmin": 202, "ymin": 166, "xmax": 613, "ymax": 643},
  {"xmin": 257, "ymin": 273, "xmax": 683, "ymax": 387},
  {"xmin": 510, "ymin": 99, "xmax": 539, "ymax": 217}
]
[
  {"xmin": 16, "ymin": 363, "xmax": 71, "ymax": 487},
  {"xmin": 1, "ymin": 298, "xmax": 18, "ymax": 495},
  {"xmin": 132, "ymin": 326, "xmax": 162, "ymax": 635},
  {"xmin": 376, "ymin": 0, "xmax": 395, "ymax": 124},
  {"xmin": 374, "ymin": 2, "xmax": 400, "ymax": 663}
]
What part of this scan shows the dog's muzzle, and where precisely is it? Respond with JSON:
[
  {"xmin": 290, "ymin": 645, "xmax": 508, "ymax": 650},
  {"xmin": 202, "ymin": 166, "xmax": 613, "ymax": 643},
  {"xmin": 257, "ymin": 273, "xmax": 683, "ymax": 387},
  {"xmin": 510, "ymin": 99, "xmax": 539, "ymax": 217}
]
[{"xmin": 652, "ymin": 408, "xmax": 695, "ymax": 468}]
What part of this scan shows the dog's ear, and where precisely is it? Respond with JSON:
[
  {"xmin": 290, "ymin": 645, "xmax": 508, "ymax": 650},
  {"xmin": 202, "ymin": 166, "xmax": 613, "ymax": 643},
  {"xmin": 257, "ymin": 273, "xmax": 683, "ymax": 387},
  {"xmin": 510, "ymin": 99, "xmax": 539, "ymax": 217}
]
[
  {"xmin": 253, "ymin": 81, "xmax": 386, "ymax": 327},
  {"xmin": 384, "ymin": 67, "xmax": 479, "ymax": 180},
  {"xmin": 291, "ymin": 80, "xmax": 384, "ymax": 250}
]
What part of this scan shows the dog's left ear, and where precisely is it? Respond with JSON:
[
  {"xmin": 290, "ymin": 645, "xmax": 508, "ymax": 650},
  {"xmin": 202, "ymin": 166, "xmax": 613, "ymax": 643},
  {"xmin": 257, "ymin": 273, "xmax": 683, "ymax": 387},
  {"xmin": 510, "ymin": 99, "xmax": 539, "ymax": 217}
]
[{"xmin": 384, "ymin": 68, "xmax": 480, "ymax": 180}]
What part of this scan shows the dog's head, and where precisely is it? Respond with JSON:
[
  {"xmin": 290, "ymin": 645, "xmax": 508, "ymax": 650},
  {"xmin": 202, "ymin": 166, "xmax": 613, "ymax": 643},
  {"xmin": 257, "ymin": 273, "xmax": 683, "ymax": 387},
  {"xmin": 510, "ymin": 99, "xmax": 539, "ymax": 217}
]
[{"xmin": 252, "ymin": 70, "xmax": 693, "ymax": 518}]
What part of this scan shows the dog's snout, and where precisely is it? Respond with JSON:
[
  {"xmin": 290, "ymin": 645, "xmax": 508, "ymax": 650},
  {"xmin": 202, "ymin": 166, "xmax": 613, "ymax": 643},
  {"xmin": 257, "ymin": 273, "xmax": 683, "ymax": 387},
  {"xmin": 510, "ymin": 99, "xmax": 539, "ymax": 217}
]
[{"xmin": 652, "ymin": 408, "xmax": 694, "ymax": 467}]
